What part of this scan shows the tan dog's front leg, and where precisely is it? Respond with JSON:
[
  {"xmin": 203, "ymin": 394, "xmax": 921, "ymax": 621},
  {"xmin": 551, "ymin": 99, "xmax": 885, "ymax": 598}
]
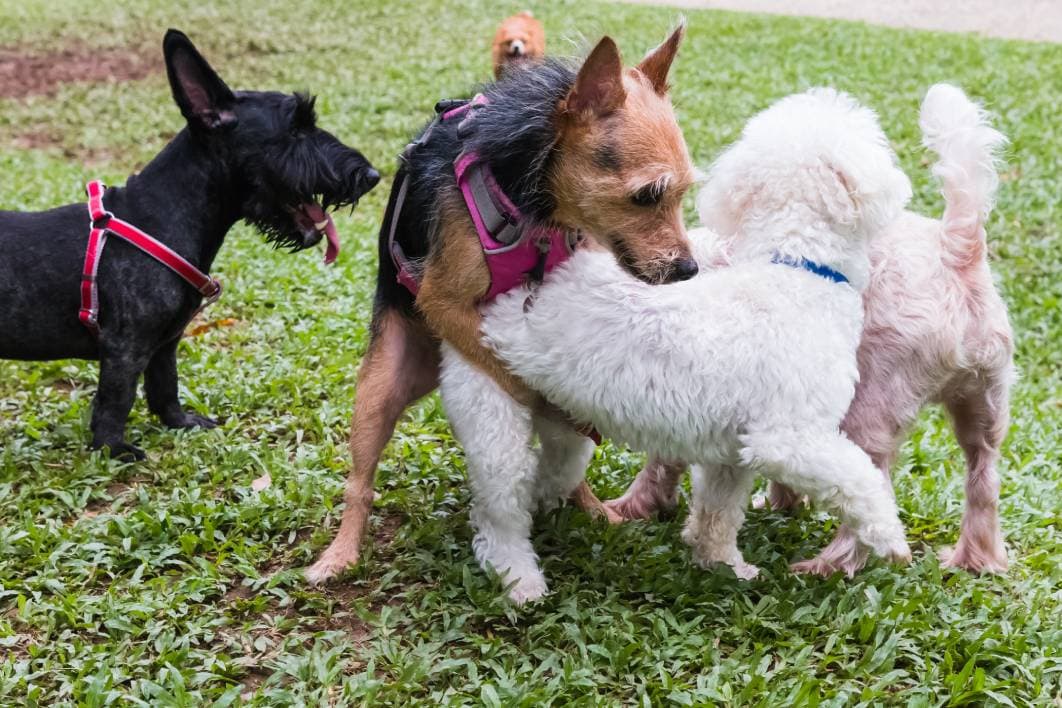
[{"xmin": 570, "ymin": 481, "xmax": 624, "ymax": 523}]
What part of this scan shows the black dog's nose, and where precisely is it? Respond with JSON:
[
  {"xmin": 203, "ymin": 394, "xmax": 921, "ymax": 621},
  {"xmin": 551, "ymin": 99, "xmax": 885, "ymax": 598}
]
[
  {"xmin": 670, "ymin": 258, "xmax": 699, "ymax": 282},
  {"xmin": 362, "ymin": 168, "xmax": 381, "ymax": 189}
]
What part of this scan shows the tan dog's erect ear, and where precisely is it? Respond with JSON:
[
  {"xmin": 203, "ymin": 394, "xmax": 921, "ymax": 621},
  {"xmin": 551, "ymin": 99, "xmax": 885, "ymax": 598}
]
[
  {"xmin": 563, "ymin": 36, "xmax": 626, "ymax": 118},
  {"xmin": 636, "ymin": 23, "xmax": 685, "ymax": 95}
]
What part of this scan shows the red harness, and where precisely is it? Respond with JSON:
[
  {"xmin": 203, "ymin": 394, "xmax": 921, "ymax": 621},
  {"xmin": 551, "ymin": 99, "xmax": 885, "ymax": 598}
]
[{"xmin": 80, "ymin": 180, "xmax": 221, "ymax": 336}]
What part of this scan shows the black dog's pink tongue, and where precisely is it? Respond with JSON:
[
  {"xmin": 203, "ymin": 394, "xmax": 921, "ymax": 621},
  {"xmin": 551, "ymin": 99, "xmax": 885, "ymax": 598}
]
[
  {"xmin": 322, "ymin": 214, "xmax": 339, "ymax": 265},
  {"xmin": 304, "ymin": 203, "xmax": 340, "ymax": 265}
]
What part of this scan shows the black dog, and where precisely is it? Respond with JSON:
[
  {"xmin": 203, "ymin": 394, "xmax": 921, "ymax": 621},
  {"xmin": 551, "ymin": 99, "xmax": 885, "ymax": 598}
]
[{"xmin": 0, "ymin": 30, "xmax": 379, "ymax": 459}]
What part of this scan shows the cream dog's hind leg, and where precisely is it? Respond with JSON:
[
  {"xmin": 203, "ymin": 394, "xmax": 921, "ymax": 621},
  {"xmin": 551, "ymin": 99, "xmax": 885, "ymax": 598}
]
[
  {"xmin": 533, "ymin": 415, "xmax": 596, "ymax": 512},
  {"xmin": 439, "ymin": 344, "xmax": 546, "ymax": 604},
  {"xmin": 683, "ymin": 464, "xmax": 760, "ymax": 579},
  {"xmin": 739, "ymin": 428, "xmax": 911, "ymax": 565}
]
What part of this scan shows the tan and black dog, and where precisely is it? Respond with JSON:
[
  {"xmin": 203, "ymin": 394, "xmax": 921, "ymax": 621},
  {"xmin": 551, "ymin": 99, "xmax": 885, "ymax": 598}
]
[{"xmin": 307, "ymin": 27, "xmax": 696, "ymax": 583}]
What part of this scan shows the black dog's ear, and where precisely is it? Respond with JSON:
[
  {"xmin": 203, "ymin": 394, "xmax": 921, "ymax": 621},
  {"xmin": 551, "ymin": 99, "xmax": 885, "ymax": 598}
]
[
  {"xmin": 163, "ymin": 29, "xmax": 237, "ymax": 131},
  {"xmin": 292, "ymin": 92, "xmax": 317, "ymax": 130}
]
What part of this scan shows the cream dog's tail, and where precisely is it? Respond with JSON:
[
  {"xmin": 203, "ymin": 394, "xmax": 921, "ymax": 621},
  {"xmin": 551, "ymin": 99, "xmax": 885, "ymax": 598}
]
[{"xmin": 919, "ymin": 83, "xmax": 1007, "ymax": 268}]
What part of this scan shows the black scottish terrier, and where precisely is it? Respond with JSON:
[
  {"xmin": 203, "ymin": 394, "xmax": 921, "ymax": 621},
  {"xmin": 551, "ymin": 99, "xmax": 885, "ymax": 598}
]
[{"xmin": 0, "ymin": 30, "xmax": 379, "ymax": 459}]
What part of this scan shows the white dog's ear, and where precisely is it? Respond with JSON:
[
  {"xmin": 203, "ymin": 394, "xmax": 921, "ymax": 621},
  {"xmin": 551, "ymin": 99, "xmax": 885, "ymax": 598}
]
[
  {"xmin": 695, "ymin": 173, "xmax": 753, "ymax": 236},
  {"xmin": 821, "ymin": 162, "xmax": 860, "ymax": 228},
  {"xmin": 824, "ymin": 158, "xmax": 912, "ymax": 235}
]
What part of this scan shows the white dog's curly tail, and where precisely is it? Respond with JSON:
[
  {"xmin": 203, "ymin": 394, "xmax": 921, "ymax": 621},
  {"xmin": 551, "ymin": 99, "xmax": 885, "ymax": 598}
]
[{"xmin": 919, "ymin": 83, "xmax": 1007, "ymax": 269}]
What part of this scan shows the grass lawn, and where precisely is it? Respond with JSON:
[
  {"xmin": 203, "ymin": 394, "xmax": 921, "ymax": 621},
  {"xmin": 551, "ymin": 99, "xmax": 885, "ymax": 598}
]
[{"xmin": 1, "ymin": 0, "xmax": 1060, "ymax": 704}]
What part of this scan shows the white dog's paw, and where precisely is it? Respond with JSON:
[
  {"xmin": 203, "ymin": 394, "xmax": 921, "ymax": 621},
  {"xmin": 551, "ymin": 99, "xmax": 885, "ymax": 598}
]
[
  {"xmin": 730, "ymin": 559, "xmax": 761, "ymax": 580},
  {"xmin": 535, "ymin": 491, "xmax": 564, "ymax": 515},
  {"xmin": 507, "ymin": 571, "xmax": 549, "ymax": 605},
  {"xmin": 858, "ymin": 523, "xmax": 912, "ymax": 565},
  {"xmin": 689, "ymin": 547, "xmax": 759, "ymax": 580},
  {"xmin": 680, "ymin": 515, "xmax": 702, "ymax": 548},
  {"xmin": 692, "ymin": 555, "xmax": 760, "ymax": 581}
]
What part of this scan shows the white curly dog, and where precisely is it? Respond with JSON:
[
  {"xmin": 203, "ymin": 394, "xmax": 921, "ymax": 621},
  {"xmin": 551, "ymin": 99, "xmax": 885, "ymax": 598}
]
[{"xmin": 440, "ymin": 88, "xmax": 914, "ymax": 603}]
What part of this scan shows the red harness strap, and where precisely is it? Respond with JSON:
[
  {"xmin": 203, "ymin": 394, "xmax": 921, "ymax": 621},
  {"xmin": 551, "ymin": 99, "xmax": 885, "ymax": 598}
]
[{"xmin": 80, "ymin": 180, "xmax": 221, "ymax": 337}]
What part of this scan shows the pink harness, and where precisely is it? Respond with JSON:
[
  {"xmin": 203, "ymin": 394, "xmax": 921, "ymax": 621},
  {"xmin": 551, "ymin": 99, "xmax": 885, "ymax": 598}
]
[
  {"xmin": 80, "ymin": 180, "xmax": 221, "ymax": 337},
  {"xmin": 388, "ymin": 95, "xmax": 578, "ymax": 301}
]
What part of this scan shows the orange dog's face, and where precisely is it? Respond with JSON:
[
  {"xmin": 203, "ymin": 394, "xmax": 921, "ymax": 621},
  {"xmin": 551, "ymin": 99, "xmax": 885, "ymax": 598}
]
[{"xmin": 492, "ymin": 12, "xmax": 545, "ymax": 79}]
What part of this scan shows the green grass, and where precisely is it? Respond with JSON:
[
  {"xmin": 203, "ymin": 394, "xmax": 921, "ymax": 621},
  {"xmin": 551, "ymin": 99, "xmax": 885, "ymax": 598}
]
[{"xmin": 1, "ymin": 0, "xmax": 1060, "ymax": 704}]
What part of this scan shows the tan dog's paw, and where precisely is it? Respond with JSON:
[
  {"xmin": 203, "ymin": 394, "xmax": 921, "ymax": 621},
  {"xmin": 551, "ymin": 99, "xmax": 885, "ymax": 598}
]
[{"xmin": 304, "ymin": 548, "xmax": 360, "ymax": 585}]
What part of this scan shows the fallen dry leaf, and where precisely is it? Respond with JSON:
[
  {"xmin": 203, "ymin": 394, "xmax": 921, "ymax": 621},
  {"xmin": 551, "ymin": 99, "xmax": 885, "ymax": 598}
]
[
  {"xmin": 250, "ymin": 473, "xmax": 272, "ymax": 492},
  {"xmin": 187, "ymin": 318, "xmax": 239, "ymax": 337}
]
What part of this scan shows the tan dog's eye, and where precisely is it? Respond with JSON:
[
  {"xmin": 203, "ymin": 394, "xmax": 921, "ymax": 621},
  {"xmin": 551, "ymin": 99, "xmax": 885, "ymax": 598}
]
[{"xmin": 630, "ymin": 183, "xmax": 665, "ymax": 207}]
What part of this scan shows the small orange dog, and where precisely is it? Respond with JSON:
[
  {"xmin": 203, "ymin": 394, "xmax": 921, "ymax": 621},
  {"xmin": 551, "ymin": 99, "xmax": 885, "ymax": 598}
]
[{"xmin": 492, "ymin": 11, "xmax": 546, "ymax": 79}]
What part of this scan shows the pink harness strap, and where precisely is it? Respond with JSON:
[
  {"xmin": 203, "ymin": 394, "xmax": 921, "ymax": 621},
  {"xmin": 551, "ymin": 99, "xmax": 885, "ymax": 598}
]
[
  {"xmin": 387, "ymin": 97, "xmax": 488, "ymax": 297},
  {"xmin": 453, "ymin": 152, "xmax": 576, "ymax": 301},
  {"xmin": 80, "ymin": 180, "xmax": 221, "ymax": 337}
]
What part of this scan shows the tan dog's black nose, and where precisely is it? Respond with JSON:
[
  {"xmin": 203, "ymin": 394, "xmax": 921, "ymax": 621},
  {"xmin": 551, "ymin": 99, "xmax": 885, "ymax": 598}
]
[{"xmin": 670, "ymin": 258, "xmax": 699, "ymax": 282}]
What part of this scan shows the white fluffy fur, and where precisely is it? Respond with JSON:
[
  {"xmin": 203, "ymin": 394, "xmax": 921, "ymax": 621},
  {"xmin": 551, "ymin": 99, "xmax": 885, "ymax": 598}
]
[
  {"xmin": 608, "ymin": 83, "xmax": 1014, "ymax": 578},
  {"xmin": 440, "ymin": 88, "xmax": 914, "ymax": 602}
]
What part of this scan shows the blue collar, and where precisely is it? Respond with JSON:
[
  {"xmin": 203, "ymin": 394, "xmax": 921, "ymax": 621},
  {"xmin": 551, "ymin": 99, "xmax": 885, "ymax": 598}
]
[{"xmin": 771, "ymin": 253, "xmax": 849, "ymax": 284}]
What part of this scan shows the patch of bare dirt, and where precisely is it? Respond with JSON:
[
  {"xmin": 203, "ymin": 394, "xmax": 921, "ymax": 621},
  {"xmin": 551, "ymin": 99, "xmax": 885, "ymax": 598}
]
[
  {"xmin": 0, "ymin": 41, "xmax": 156, "ymax": 100},
  {"xmin": 48, "ymin": 377, "xmax": 83, "ymax": 393},
  {"xmin": 240, "ymin": 667, "xmax": 271, "ymax": 701},
  {"xmin": 186, "ymin": 317, "xmax": 240, "ymax": 338},
  {"xmin": 1, "ymin": 631, "xmax": 39, "ymax": 661},
  {"xmin": 9, "ymin": 129, "xmax": 59, "ymax": 150},
  {"xmin": 224, "ymin": 583, "xmax": 255, "ymax": 604},
  {"xmin": 373, "ymin": 512, "xmax": 403, "ymax": 548},
  {"xmin": 75, "ymin": 482, "xmax": 134, "ymax": 523},
  {"xmin": 9, "ymin": 127, "xmax": 126, "ymax": 166}
]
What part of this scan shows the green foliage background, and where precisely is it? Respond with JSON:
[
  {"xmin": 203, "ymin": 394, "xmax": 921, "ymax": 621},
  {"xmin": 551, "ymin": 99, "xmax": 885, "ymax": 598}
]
[{"xmin": 0, "ymin": 0, "xmax": 1059, "ymax": 704}]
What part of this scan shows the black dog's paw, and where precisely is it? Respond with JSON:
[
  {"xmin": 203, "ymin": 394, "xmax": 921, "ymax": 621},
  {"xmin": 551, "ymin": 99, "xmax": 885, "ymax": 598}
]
[
  {"xmin": 162, "ymin": 411, "xmax": 220, "ymax": 430},
  {"xmin": 94, "ymin": 441, "xmax": 147, "ymax": 462}
]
